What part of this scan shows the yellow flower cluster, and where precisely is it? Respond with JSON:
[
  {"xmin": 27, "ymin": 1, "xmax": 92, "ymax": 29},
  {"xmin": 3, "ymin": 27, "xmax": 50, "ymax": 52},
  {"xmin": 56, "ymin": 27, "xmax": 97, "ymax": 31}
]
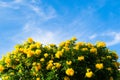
[
  {"xmin": 85, "ymin": 68, "xmax": 93, "ymax": 78},
  {"xmin": 95, "ymin": 63, "xmax": 104, "ymax": 69},
  {"xmin": 66, "ymin": 68, "xmax": 74, "ymax": 76},
  {"xmin": 0, "ymin": 37, "xmax": 119, "ymax": 80},
  {"xmin": 78, "ymin": 56, "xmax": 84, "ymax": 61}
]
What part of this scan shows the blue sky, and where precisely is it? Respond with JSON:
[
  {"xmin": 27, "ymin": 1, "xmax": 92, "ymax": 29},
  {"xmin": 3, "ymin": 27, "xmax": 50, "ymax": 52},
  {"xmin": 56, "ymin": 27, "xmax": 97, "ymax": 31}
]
[{"xmin": 0, "ymin": 0, "xmax": 120, "ymax": 61}]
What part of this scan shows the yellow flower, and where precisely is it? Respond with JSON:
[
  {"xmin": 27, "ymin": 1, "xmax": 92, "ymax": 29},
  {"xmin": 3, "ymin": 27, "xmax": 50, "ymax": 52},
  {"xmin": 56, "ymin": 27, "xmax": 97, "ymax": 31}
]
[
  {"xmin": 64, "ymin": 76, "xmax": 70, "ymax": 80},
  {"xmin": 86, "ymin": 43, "xmax": 93, "ymax": 48},
  {"xmin": 95, "ymin": 63, "xmax": 103, "ymax": 69},
  {"xmin": 96, "ymin": 42, "xmax": 106, "ymax": 48},
  {"xmin": 35, "ymin": 49, "xmax": 41, "ymax": 55},
  {"xmin": 35, "ymin": 42, "xmax": 41, "ymax": 48},
  {"xmin": 27, "ymin": 51, "xmax": 34, "ymax": 57},
  {"xmin": 66, "ymin": 61, "xmax": 72, "ymax": 65},
  {"xmin": 107, "ymin": 56, "xmax": 112, "ymax": 59},
  {"xmin": 44, "ymin": 53, "xmax": 48, "ymax": 58},
  {"xmin": 90, "ymin": 48, "xmax": 97, "ymax": 54},
  {"xmin": 18, "ymin": 69, "xmax": 22, "ymax": 73},
  {"xmin": 0, "ymin": 65, "xmax": 4, "ymax": 72},
  {"xmin": 64, "ymin": 47, "xmax": 70, "ymax": 51},
  {"xmin": 76, "ymin": 42, "xmax": 85, "ymax": 46},
  {"xmin": 2, "ymin": 76, "xmax": 9, "ymax": 80},
  {"xmin": 81, "ymin": 48, "xmax": 88, "ymax": 52},
  {"xmin": 10, "ymin": 72, "xmax": 14, "ymax": 75},
  {"xmin": 65, "ymin": 40, "xmax": 71, "ymax": 45},
  {"xmin": 28, "ymin": 38, "xmax": 33, "ymax": 43},
  {"xmin": 54, "ymin": 63, "xmax": 61, "ymax": 69},
  {"xmin": 71, "ymin": 37, "xmax": 77, "ymax": 41},
  {"xmin": 85, "ymin": 71, "xmax": 93, "ymax": 78},
  {"xmin": 46, "ymin": 63, "xmax": 53, "ymax": 70},
  {"xmin": 66, "ymin": 68, "xmax": 74, "ymax": 76},
  {"xmin": 35, "ymin": 65, "xmax": 41, "ymax": 72},
  {"xmin": 5, "ymin": 58, "xmax": 11, "ymax": 64},
  {"xmin": 73, "ymin": 45, "xmax": 79, "ymax": 50},
  {"xmin": 109, "ymin": 76, "xmax": 113, "ymax": 80},
  {"xmin": 59, "ymin": 42, "xmax": 65, "ymax": 47},
  {"xmin": 30, "ymin": 44, "xmax": 36, "ymax": 49},
  {"xmin": 55, "ymin": 51, "xmax": 63, "ymax": 58},
  {"xmin": 36, "ymin": 77, "xmax": 40, "ymax": 80},
  {"xmin": 112, "ymin": 52, "xmax": 119, "ymax": 59},
  {"xmin": 78, "ymin": 56, "xmax": 84, "ymax": 61},
  {"xmin": 106, "ymin": 67, "xmax": 112, "ymax": 71},
  {"xmin": 40, "ymin": 58, "xmax": 45, "ymax": 62},
  {"xmin": 32, "ymin": 62, "xmax": 37, "ymax": 66},
  {"xmin": 48, "ymin": 60, "xmax": 53, "ymax": 63},
  {"xmin": 49, "ymin": 44, "xmax": 55, "ymax": 47}
]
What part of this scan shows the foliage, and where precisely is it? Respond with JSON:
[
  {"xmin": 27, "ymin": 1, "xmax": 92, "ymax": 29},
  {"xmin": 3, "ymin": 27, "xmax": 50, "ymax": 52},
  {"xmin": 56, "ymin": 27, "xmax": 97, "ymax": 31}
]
[{"xmin": 0, "ymin": 37, "xmax": 119, "ymax": 80}]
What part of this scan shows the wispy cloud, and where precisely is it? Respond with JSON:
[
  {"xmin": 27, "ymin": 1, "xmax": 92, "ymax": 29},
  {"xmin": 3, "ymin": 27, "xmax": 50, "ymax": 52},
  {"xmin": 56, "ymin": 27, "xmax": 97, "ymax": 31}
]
[
  {"xmin": 106, "ymin": 32, "xmax": 120, "ymax": 46},
  {"xmin": 89, "ymin": 31, "xmax": 120, "ymax": 46},
  {"xmin": 0, "ymin": 0, "xmax": 57, "ymax": 20},
  {"xmin": 89, "ymin": 34, "xmax": 97, "ymax": 39},
  {"xmin": 11, "ymin": 22, "xmax": 62, "ymax": 44},
  {"xmin": 29, "ymin": 5, "xmax": 57, "ymax": 20}
]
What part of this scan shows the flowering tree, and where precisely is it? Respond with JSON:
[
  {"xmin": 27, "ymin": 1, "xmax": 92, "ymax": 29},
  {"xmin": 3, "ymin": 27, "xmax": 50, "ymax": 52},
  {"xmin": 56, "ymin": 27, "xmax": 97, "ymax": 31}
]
[{"xmin": 0, "ymin": 37, "xmax": 119, "ymax": 80}]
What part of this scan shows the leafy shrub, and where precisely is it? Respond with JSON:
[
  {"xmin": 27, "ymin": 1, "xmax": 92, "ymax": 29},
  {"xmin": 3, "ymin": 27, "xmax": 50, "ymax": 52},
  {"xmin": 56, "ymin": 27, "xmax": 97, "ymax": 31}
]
[{"xmin": 0, "ymin": 37, "xmax": 119, "ymax": 80}]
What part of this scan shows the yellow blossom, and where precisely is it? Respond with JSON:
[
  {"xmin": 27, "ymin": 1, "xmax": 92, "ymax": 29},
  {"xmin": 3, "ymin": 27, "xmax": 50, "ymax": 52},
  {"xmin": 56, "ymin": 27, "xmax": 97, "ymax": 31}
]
[
  {"xmin": 27, "ymin": 51, "xmax": 34, "ymax": 57},
  {"xmin": 96, "ymin": 42, "xmax": 106, "ymax": 48},
  {"xmin": 107, "ymin": 56, "xmax": 112, "ymax": 59},
  {"xmin": 35, "ymin": 49, "xmax": 41, "ymax": 55},
  {"xmin": 64, "ymin": 76, "xmax": 70, "ymax": 80},
  {"xmin": 78, "ymin": 56, "xmax": 84, "ymax": 61},
  {"xmin": 106, "ymin": 67, "xmax": 112, "ymax": 71},
  {"xmin": 74, "ymin": 45, "xmax": 79, "ymax": 50},
  {"xmin": 66, "ymin": 68, "xmax": 74, "ymax": 76},
  {"xmin": 0, "ymin": 65, "xmax": 4, "ymax": 72},
  {"xmin": 40, "ymin": 58, "xmax": 45, "ymax": 62},
  {"xmin": 28, "ymin": 38, "xmax": 33, "ymax": 43},
  {"xmin": 65, "ymin": 40, "xmax": 71, "ymax": 45},
  {"xmin": 76, "ymin": 42, "xmax": 85, "ymax": 46},
  {"xmin": 35, "ymin": 42, "xmax": 41, "ymax": 48},
  {"xmin": 5, "ymin": 58, "xmax": 11, "ymax": 64},
  {"xmin": 109, "ymin": 76, "xmax": 113, "ymax": 80},
  {"xmin": 35, "ymin": 64, "xmax": 41, "ymax": 72},
  {"xmin": 54, "ymin": 63, "xmax": 61, "ymax": 69},
  {"xmin": 44, "ymin": 53, "xmax": 48, "ymax": 58},
  {"xmin": 10, "ymin": 72, "xmax": 14, "ymax": 75},
  {"xmin": 55, "ymin": 51, "xmax": 63, "ymax": 58},
  {"xmin": 18, "ymin": 69, "xmax": 22, "ymax": 73},
  {"xmin": 66, "ymin": 61, "xmax": 72, "ymax": 65},
  {"xmin": 49, "ymin": 44, "xmax": 55, "ymax": 47},
  {"xmin": 81, "ymin": 48, "xmax": 88, "ymax": 52},
  {"xmin": 90, "ymin": 48, "xmax": 97, "ymax": 54},
  {"xmin": 46, "ymin": 63, "xmax": 53, "ymax": 70},
  {"xmin": 59, "ymin": 42, "xmax": 65, "ymax": 47},
  {"xmin": 36, "ymin": 77, "xmax": 40, "ymax": 80},
  {"xmin": 86, "ymin": 43, "xmax": 93, "ymax": 48},
  {"xmin": 36, "ymin": 78, "xmax": 40, "ymax": 80},
  {"xmin": 85, "ymin": 71, "xmax": 93, "ymax": 78},
  {"xmin": 32, "ymin": 62, "xmax": 37, "ymax": 66},
  {"xmin": 71, "ymin": 37, "xmax": 77, "ymax": 41},
  {"xmin": 64, "ymin": 47, "xmax": 70, "ymax": 51},
  {"xmin": 95, "ymin": 63, "xmax": 103, "ymax": 69},
  {"xmin": 30, "ymin": 44, "xmax": 36, "ymax": 49}
]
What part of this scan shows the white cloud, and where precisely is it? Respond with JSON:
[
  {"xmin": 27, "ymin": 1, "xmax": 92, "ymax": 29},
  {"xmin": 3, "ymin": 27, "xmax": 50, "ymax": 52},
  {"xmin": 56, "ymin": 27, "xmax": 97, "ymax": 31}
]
[
  {"xmin": 29, "ymin": 5, "xmax": 57, "ymax": 20},
  {"xmin": 89, "ymin": 34, "xmax": 97, "ymax": 39},
  {"xmin": 106, "ymin": 32, "xmax": 120, "ymax": 46},
  {"xmin": 0, "ymin": 0, "xmax": 57, "ymax": 20},
  {"xmin": 12, "ymin": 22, "xmax": 61, "ymax": 44}
]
